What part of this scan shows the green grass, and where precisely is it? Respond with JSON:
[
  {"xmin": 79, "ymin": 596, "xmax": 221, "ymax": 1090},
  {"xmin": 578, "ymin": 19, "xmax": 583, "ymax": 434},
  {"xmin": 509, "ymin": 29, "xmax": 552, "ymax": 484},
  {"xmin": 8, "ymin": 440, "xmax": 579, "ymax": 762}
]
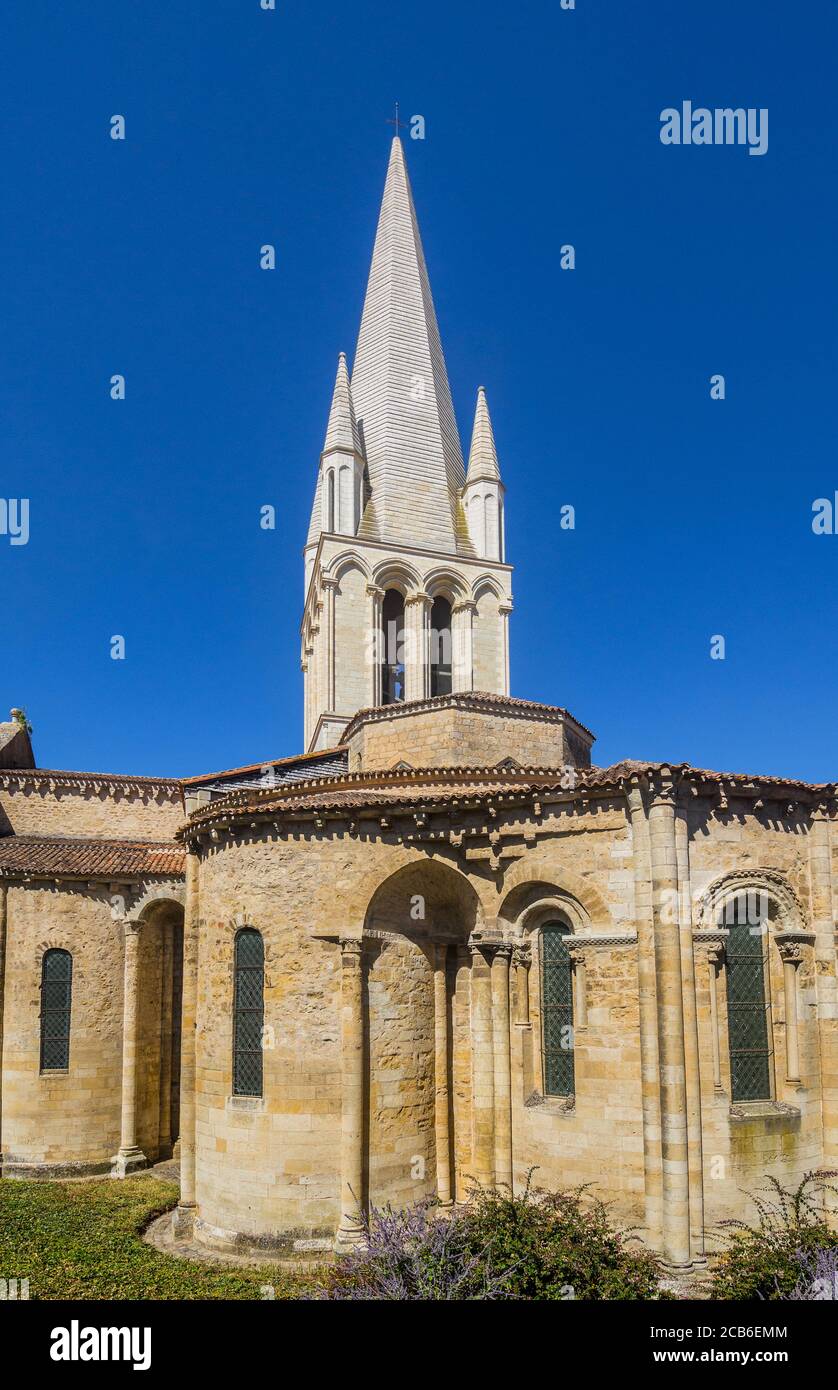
[{"xmin": 0, "ymin": 1176, "xmax": 318, "ymax": 1300}]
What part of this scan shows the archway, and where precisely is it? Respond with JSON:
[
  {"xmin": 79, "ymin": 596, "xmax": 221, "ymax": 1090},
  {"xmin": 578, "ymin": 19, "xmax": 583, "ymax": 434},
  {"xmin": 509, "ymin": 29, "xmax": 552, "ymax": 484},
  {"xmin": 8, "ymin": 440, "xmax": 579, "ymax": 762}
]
[
  {"xmin": 362, "ymin": 860, "xmax": 479, "ymax": 1208},
  {"xmin": 380, "ymin": 588, "xmax": 405, "ymax": 704},
  {"xmin": 133, "ymin": 896, "xmax": 185, "ymax": 1160}
]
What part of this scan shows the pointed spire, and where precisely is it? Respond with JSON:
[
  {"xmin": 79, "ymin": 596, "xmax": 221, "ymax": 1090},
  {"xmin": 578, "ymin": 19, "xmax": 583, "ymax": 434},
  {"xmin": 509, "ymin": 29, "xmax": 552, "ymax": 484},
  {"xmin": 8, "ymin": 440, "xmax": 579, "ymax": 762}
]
[
  {"xmin": 322, "ymin": 352, "xmax": 360, "ymax": 456},
  {"xmin": 351, "ymin": 138, "xmax": 465, "ymax": 553},
  {"xmin": 307, "ymin": 352, "xmax": 361, "ymax": 549},
  {"xmin": 466, "ymin": 386, "xmax": 501, "ymax": 483}
]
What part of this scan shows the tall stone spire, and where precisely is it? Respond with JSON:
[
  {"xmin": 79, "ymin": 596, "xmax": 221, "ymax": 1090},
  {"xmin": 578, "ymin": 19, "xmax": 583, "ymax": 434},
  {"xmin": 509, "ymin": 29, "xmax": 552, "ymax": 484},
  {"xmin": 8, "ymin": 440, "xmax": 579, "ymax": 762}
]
[{"xmin": 350, "ymin": 137, "xmax": 465, "ymax": 553}]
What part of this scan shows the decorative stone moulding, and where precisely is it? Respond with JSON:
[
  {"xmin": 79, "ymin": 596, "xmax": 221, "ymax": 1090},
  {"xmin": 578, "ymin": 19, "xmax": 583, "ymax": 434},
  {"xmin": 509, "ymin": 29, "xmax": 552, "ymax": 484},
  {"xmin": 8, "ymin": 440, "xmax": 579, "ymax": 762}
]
[
  {"xmin": 693, "ymin": 868, "xmax": 807, "ymax": 934},
  {"xmin": 561, "ymin": 932, "xmax": 638, "ymax": 950}
]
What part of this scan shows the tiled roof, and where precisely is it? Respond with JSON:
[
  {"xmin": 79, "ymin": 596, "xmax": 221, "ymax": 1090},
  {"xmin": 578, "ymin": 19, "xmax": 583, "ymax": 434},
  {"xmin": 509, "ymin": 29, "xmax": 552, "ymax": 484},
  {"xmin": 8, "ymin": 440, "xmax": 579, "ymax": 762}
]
[
  {"xmin": 342, "ymin": 690, "xmax": 596, "ymax": 742},
  {"xmin": 0, "ymin": 837, "xmax": 185, "ymax": 880},
  {"xmin": 181, "ymin": 757, "xmax": 835, "ymax": 837}
]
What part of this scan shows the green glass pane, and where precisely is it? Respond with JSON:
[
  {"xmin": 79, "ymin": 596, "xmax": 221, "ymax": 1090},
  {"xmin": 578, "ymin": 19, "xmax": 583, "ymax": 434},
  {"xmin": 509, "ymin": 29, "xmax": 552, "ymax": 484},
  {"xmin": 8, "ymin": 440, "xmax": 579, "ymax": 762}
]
[{"xmin": 541, "ymin": 923, "xmax": 575, "ymax": 1096}]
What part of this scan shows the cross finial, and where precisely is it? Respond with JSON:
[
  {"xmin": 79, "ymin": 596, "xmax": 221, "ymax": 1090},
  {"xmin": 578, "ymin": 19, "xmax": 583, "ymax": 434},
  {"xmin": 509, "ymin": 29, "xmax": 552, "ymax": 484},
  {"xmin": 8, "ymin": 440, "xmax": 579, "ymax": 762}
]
[{"xmin": 387, "ymin": 102, "xmax": 406, "ymax": 140}]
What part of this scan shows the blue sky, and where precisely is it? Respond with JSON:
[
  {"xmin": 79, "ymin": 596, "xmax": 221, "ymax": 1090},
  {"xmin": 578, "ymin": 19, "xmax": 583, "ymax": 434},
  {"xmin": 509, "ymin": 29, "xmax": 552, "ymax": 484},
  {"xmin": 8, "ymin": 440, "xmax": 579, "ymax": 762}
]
[{"xmin": 2, "ymin": 1, "xmax": 836, "ymax": 781}]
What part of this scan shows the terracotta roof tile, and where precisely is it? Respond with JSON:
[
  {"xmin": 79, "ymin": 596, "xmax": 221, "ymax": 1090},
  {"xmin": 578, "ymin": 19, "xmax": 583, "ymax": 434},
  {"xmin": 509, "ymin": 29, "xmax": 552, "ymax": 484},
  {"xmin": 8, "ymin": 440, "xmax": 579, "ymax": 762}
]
[
  {"xmin": 180, "ymin": 757, "xmax": 835, "ymax": 836},
  {"xmin": 0, "ymin": 836, "xmax": 185, "ymax": 879}
]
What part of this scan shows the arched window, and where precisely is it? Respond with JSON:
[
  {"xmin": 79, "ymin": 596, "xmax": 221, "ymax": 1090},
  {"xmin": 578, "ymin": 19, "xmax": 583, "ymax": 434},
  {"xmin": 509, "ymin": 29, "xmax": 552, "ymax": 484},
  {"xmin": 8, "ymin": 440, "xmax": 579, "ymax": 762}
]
[
  {"xmin": 326, "ymin": 471, "xmax": 335, "ymax": 532},
  {"xmin": 40, "ymin": 949, "xmax": 72, "ymax": 1071},
  {"xmin": 430, "ymin": 596, "xmax": 452, "ymax": 697},
  {"xmin": 233, "ymin": 928, "xmax": 264, "ymax": 1097},
  {"xmin": 724, "ymin": 893, "xmax": 772, "ymax": 1101},
  {"xmin": 540, "ymin": 922, "xmax": 575, "ymax": 1096},
  {"xmin": 381, "ymin": 588, "xmax": 405, "ymax": 704}
]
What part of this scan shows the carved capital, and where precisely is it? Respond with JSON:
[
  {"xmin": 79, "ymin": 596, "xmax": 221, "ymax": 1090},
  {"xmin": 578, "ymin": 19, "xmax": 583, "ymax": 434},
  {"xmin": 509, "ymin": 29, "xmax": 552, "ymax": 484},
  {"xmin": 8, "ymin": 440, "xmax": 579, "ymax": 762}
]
[
  {"xmin": 774, "ymin": 931, "xmax": 814, "ymax": 963},
  {"xmin": 404, "ymin": 591, "xmax": 433, "ymax": 611},
  {"xmin": 512, "ymin": 942, "xmax": 532, "ymax": 970}
]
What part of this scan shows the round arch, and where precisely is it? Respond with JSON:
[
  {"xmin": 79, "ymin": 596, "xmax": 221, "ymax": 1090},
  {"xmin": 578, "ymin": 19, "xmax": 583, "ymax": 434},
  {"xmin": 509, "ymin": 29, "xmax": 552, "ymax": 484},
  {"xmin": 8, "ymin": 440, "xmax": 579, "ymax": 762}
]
[
  {"xmin": 371, "ymin": 559, "xmax": 424, "ymax": 596},
  {"xmin": 471, "ymin": 574, "xmax": 505, "ymax": 603},
  {"xmin": 497, "ymin": 860, "xmax": 612, "ymax": 935},
  {"xmin": 694, "ymin": 868, "xmax": 807, "ymax": 934},
  {"xmin": 423, "ymin": 566, "xmax": 469, "ymax": 602},
  {"xmin": 325, "ymin": 550, "xmax": 372, "ymax": 586},
  {"xmin": 129, "ymin": 881, "xmax": 186, "ymax": 924},
  {"xmin": 363, "ymin": 856, "xmax": 483, "ymax": 943}
]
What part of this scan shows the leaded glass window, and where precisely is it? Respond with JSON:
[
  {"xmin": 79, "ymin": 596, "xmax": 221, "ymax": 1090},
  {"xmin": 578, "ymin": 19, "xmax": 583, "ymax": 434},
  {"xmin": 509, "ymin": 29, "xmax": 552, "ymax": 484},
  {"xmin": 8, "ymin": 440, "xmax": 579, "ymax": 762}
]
[
  {"xmin": 233, "ymin": 928, "xmax": 264, "ymax": 1097},
  {"xmin": 541, "ymin": 922, "xmax": 575, "ymax": 1096},
  {"xmin": 724, "ymin": 894, "xmax": 771, "ymax": 1101},
  {"xmin": 40, "ymin": 949, "xmax": 72, "ymax": 1071}
]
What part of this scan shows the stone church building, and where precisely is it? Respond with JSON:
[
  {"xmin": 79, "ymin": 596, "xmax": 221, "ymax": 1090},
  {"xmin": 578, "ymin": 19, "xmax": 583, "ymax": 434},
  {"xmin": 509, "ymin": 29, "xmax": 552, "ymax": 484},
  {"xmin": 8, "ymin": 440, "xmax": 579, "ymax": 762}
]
[{"xmin": 1, "ymin": 138, "xmax": 836, "ymax": 1270}]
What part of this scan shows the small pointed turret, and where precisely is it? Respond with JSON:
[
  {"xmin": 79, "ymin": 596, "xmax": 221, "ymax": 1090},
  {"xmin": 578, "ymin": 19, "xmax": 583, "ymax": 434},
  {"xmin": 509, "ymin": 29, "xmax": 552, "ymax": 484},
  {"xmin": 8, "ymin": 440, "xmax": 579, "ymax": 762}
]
[
  {"xmin": 463, "ymin": 386, "xmax": 505, "ymax": 561},
  {"xmin": 306, "ymin": 353, "xmax": 366, "ymax": 569},
  {"xmin": 466, "ymin": 386, "xmax": 501, "ymax": 484},
  {"xmin": 323, "ymin": 352, "xmax": 360, "ymax": 456}
]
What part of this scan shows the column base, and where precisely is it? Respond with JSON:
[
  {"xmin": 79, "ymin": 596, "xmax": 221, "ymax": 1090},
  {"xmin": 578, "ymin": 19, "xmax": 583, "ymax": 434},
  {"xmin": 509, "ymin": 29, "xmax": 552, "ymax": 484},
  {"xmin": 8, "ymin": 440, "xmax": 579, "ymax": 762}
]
[
  {"xmin": 660, "ymin": 1258, "xmax": 696, "ymax": 1274},
  {"xmin": 111, "ymin": 1147, "xmax": 148, "ymax": 1179},
  {"xmin": 172, "ymin": 1202, "xmax": 196, "ymax": 1240},
  {"xmin": 334, "ymin": 1222, "xmax": 365, "ymax": 1255}
]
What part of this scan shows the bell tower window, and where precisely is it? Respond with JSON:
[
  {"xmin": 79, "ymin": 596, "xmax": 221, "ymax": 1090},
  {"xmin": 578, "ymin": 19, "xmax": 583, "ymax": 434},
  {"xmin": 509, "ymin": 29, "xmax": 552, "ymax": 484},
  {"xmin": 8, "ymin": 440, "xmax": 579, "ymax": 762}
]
[
  {"xmin": 430, "ymin": 596, "xmax": 452, "ymax": 697},
  {"xmin": 381, "ymin": 588, "xmax": 405, "ymax": 704}
]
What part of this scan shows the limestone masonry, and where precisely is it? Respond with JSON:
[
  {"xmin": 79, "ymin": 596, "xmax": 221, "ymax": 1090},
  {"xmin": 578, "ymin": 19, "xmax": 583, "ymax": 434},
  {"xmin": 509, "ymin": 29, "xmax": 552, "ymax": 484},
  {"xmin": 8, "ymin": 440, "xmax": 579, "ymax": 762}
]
[{"xmin": 1, "ymin": 139, "xmax": 836, "ymax": 1268}]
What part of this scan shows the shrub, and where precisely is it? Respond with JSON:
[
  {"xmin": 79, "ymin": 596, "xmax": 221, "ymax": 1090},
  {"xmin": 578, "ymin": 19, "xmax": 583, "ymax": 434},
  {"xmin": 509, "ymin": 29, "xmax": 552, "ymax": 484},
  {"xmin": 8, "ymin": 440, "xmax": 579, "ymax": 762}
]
[
  {"xmin": 319, "ymin": 1176, "xmax": 665, "ymax": 1301},
  {"xmin": 778, "ymin": 1245, "xmax": 838, "ymax": 1301},
  {"xmin": 711, "ymin": 1171, "xmax": 838, "ymax": 1301},
  {"xmin": 457, "ymin": 1180, "xmax": 664, "ymax": 1301},
  {"xmin": 318, "ymin": 1200, "xmax": 515, "ymax": 1300}
]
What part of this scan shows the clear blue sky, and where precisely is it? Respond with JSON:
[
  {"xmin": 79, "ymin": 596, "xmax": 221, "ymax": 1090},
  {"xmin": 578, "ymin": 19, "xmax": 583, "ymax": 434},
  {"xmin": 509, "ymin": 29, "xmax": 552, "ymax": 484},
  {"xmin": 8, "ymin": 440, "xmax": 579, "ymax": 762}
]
[{"xmin": 2, "ymin": 1, "xmax": 836, "ymax": 782}]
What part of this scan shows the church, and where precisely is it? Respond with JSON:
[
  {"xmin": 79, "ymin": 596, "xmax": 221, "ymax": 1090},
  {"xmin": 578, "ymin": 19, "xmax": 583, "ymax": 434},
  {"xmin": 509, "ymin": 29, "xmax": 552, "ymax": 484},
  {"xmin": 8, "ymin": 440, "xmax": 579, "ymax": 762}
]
[{"xmin": 0, "ymin": 137, "xmax": 835, "ymax": 1271}]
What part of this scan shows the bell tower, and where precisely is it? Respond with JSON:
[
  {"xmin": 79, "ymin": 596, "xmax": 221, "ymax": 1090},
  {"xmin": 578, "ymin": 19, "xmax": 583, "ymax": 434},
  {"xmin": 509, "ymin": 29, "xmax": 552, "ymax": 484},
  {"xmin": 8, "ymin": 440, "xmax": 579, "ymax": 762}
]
[{"xmin": 302, "ymin": 138, "xmax": 513, "ymax": 751}]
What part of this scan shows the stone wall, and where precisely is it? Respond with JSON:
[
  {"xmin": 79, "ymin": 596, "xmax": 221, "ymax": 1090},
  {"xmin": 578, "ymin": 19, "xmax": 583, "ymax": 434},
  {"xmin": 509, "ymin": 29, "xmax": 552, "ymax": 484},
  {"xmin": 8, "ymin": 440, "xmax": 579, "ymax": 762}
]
[
  {"xmin": 0, "ymin": 774, "xmax": 183, "ymax": 840},
  {"xmin": 0, "ymin": 883, "xmax": 179, "ymax": 1176},
  {"xmin": 1, "ymin": 884, "xmax": 125, "ymax": 1173},
  {"xmin": 347, "ymin": 702, "xmax": 591, "ymax": 773},
  {"xmin": 185, "ymin": 779, "xmax": 835, "ymax": 1261}
]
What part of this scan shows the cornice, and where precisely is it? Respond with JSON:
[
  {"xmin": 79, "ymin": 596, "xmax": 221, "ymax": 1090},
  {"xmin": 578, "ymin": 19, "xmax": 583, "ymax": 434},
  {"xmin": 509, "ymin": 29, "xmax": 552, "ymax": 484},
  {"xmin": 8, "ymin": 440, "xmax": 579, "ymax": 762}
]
[{"xmin": 0, "ymin": 768, "xmax": 181, "ymax": 797}]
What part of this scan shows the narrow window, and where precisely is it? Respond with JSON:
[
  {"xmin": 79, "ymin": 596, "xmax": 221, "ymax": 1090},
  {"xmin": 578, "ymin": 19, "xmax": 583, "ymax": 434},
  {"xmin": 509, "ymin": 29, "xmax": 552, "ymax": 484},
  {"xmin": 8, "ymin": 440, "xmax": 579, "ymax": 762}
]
[
  {"xmin": 724, "ymin": 893, "xmax": 772, "ymax": 1101},
  {"xmin": 326, "ymin": 471, "xmax": 335, "ymax": 532},
  {"xmin": 430, "ymin": 596, "xmax": 452, "ymax": 697},
  {"xmin": 40, "ymin": 949, "xmax": 72, "ymax": 1071},
  {"xmin": 233, "ymin": 928, "xmax": 264, "ymax": 1097},
  {"xmin": 540, "ymin": 922, "xmax": 575, "ymax": 1095},
  {"xmin": 381, "ymin": 588, "xmax": 405, "ymax": 704}
]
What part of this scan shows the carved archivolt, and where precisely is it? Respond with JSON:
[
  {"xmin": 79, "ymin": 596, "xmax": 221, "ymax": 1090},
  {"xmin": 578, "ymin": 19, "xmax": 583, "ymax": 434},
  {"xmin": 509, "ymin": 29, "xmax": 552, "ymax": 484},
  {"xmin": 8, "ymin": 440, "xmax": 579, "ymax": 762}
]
[
  {"xmin": 693, "ymin": 868, "xmax": 807, "ymax": 934},
  {"xmin": 498, "ymin": 860, "xmax": 612, "ymax": 933}
]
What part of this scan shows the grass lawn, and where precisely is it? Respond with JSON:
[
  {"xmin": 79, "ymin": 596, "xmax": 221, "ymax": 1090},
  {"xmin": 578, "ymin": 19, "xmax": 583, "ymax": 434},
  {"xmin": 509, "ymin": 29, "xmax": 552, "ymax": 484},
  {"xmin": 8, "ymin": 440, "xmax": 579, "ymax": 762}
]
[{"xmin": 0, "ymin": 1175, "xmax": 318, "ymax": 1300}]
